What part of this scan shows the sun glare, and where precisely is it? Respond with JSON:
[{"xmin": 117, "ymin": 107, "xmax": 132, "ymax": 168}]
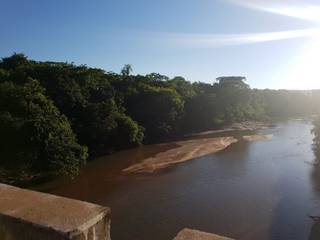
[
  {"xmin": 261, "ymin": 5, "xmax": 320, "ymax": 23},
  {"xmin": 227, "ymin": 0, "xmax": 320, "ymax": 23},
  {"xmin": 278, "ymin": 32, "xmax": 320, "ymax": 90}
]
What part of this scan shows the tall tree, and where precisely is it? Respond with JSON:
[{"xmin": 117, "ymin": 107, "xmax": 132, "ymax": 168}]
[{"xmin": 0, "ymin": 77, "xmax": 88, "ymax": 178}]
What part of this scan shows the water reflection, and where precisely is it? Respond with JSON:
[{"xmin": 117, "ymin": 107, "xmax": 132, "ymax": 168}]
[
  {"xmin": 309, "ymin": 135, "xmax": 320, "ymax": 240},
  {"xmin": 311, "ymin": 137, "xmax": 320, "ymax": 198},
  {"xmin": 36, "ymin": 120, "xmax": 320, "ymax": 240},
  {"xmin": 309, "ymin": 217, "xmax": 320, "ymax": 240}
]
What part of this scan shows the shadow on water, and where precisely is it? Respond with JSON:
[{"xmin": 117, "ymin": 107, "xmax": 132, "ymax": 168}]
[
  {"xmin": 309, "ymin": 218, "xmax": 320, "ymax": 240},
  {"xmin": 309, "ymin": 142, "xmax": 320, "ymax": 240},
  {"xmin": 269, "ymin": 120, "xmax": 320, "ymax": 240},
  {"xmin": 258, "ymin": 120, "xmax": 320, "ymax": 240},
  {"xmin": 37, "ymin": 120, "xmax": 320, "ymax": 240},
  {"xmin": 106, "ymin": 138, "xmax": 252, "ymax": 240}
]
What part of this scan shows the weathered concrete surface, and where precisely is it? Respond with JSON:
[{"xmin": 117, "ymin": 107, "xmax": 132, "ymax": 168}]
[
  {"xmin": 0, "ymin": 183, "xmax": 111, "ymax": 240},
  {"xmin": 174, "ymin": 229, "xmax": 234, "ymax": 240}
]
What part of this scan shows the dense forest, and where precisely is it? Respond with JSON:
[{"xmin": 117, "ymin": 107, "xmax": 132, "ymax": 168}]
[{"xmin": 1, "ymin": 53, "xmax": 320, "ymax": 185}]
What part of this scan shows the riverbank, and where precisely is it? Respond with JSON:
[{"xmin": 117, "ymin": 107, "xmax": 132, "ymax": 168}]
[
  {"xmin": 187, "ymin": 121, "xmax": 272, "ymax": 137},
  {"xmin": 42, "ymin": 120, "xmax": 319, "ymax": 240},
  {"xmin": 0, "ymin": 168, "xmax": 53, "ymax": 187},
  {"xmin": 243, "ymin": 134, "xmax": 273, "ymax": 141},
  {"xmin": 0, "ymin": 121, "xmax": 270, "ymax": 186},
  {"xmin": 122, "ymin": 137, "xmax": 238, "ymax": 173},
  {"xmin": 122, "ymin": 121, "xmax": 272, "ymax": 174}
]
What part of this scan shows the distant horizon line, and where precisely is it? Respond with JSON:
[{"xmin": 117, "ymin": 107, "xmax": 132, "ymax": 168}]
[{"xmin": 2, "ymin": 52, "xmax": 320, "ymax": 91}]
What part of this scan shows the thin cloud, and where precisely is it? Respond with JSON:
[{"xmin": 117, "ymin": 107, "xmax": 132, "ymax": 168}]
[
  {"xmin": 159, "ymin": 28, "xmax": 320, "ymax": 48},
  {"xmin": 225, "ymin": 0, "xmax": 320, "ymax": 23}
]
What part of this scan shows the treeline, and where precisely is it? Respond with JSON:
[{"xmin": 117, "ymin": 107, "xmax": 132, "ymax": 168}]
[{"xmin": 1, "ymin": 54, "xmax": 319, "ymax": 184}]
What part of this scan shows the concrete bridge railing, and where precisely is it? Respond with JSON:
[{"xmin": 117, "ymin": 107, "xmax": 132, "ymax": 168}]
[
  {"xmin": 0, "ymin": 183, "xmax": 111, "ymax": 240},
  {"xmin": 0, "ymin": 183, "xmax": 234, "ymax": 240}
]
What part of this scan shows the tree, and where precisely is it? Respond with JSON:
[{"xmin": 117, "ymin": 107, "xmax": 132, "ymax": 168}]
[
  {"xmin": 121, "ymin": 64, "xmax": 133, "ymax": 76},
  {"xmin": 1, "ymin": 53, "xmax": 29, "ymax": 70},
  {"xmin": 125, "ymin": 85, "xmax": 184, "ymax": 141},
  {"xmin": 3, "ymin": 53, "xmax": 319, "ymax": 185},
  {"xmin": 76, "ymin": 100, "xmax": 144, "ymax": 155},
  {"xmin": 10, "ymin": 58, "xmax": 144, "ymax": 155},
  {"xmin": 215, "ymin": 76, "xmax": 249, "ymax": 89},
  {"xmin": 0, "ymin": 78, "xmax": 88, "ymax": 178},
  {"xmin": 168, "ymin": 76, "xmax": 196, "ymax": 100}
]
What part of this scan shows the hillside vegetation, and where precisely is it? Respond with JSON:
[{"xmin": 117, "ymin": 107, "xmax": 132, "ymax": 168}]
[{"xmin": 1, "ymin": 53, "xmax": 319, "ymax": 184}]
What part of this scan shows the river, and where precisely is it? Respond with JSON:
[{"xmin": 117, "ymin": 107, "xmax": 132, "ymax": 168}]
[{"xmin": 38, "ymin": 120, "xmax": 320, "ymax": 240}]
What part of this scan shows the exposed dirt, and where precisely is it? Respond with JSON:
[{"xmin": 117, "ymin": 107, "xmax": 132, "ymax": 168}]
[
  {"xmin": 242, "ymin": 134, "xmax": 273, "ymax": 142},
  {"xmin": 122, "ymin": 137, "xmax": 238, "ymax": 174},
  {"xmin": 187, "ymin": 121, "xmax": 271, "ymax": 137}
]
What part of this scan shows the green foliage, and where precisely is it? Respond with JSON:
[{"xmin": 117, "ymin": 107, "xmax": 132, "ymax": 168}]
[
  {"xmin": 215, "ymin": 76, "xmax": 249, "ymax": 89},
  {"xmin": 0, "ymin": 77, "xmax": 88, "ymax": 178},
  {"xmin": 76, "ymin": 100, "xmax": 143, "ymax": 155},
  {"xmin": 1, "ymin": 53, "xmax": 319, "ymax": 184},
  {"xmin": 4, "ymin": 58, "xmax": 144, "ymax": 155},
  {"xmin": 124, "ymin": 84, "xmax": 184, "ymax": 141},
  {"xmin": 1, "ymin": 53, "xmax": 29, "ymax": 70},
  {"xmin": 121, "ymin": 64, "xmax": 133, "ymax": 76},
  {"xmin": 167, "ymin": 76, "xmax": 196, "ymax": 100}
]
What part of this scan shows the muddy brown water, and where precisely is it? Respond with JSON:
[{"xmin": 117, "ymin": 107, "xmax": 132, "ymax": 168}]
[{"xmin": 37, "ymin": 120, "xmax": 320, "ymax": 240}]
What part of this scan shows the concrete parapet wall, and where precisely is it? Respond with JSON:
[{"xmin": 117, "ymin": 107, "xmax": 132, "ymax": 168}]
[
  {"xmin": 0, "ymin": 183, "xmax": 111, "ymax": 240},
  {"xmin": 0, "ymin": 184, "xmax": 236, "ymax": 240}
]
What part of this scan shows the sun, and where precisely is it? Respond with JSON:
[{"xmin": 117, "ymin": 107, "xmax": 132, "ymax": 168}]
[{"xmin": 279, "ymin": 33, "xmax": 320, "ymax": 90}]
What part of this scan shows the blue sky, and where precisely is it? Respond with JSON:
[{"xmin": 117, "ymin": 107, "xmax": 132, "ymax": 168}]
[{"xmin": 1, "ymin": 0, "xmax": 320, "ymax": 89}]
